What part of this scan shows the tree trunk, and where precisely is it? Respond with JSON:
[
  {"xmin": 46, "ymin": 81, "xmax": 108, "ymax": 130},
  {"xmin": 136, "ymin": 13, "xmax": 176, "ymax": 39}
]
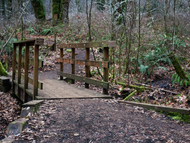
[
  {"xmin": 1, "ymin": 0, "xmax": 5, "ymax": 16},
  {"xmin": 53, "ymin": 0, "xmax": 70, "ymax": 24},
  {"xmin": 62, "ymin": 1, "xmax": 70, "ymax": 24},
  {"xmin": 168, "ymin": 52, "xmax": 188, "ymax": 80},
  {"xmin": 8, "ymin": 0, "xmax": 12, "ymax": 19},
  {"xmin": 31, "ymin": 0, "xmax": 46, "ymax": 21}
]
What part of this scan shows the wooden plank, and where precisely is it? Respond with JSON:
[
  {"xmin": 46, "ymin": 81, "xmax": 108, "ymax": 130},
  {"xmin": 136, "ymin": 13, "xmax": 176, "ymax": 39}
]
[
  {"xmin": 16, "ymin": 56, "xmax": 43, "ymax": 68},
  {"xmin": 13, "ymin": 38, "xmax": 44, "ymax": 46},
  {"xmin": 103, "ymin": 47, "xmax": 109, "ymax": 94},
  {"xmin": 33, "ymin": 45, "xmax": 39, "ymax": 100},
  {"xmin": 0, "ymin": 76, "xmax": 10, "ymax": 86},
  {"xmin": 16, "ymin": 71, "xmax": 43, "ymax": 89},
  {"xmin": 0, "ymin": 85, "xmax": 11, "ymax": 92},
  {"xmin": 119, "ymin": 100, "xmax": 190, "ymax": 115},
  {"xmin": 60, "ymin": 49, "xmax": 63, "ymax": 80},
  {"xmin": 85, "ymin": 48, "xmax": 90, "ymax": 88},
  {"xmin": 23, "ymin": 43, "xmax": 29, "ymax": 102},
  {"xmin": 17, "ymin": 44, "xmax": 22, "ymax": 98},
  {"xmin": 22, "ymin": 100, "xmax": 43, "ymax": 107},
  {"xmin": 57, "ymin": 71, "xmax": 109, "ymax": 89},
  {"xmin": 56, "ymin": 58, "xmax": 109, "ymax": 68},
  {"xmin": 13, "ymin": 80, "xmax": 33, "ymax": 99},
  {"xmin": 57, "ymin": 41, "xmax": 117, "ymax": 49},
  {"xmin": 12, "ymin": 44, "xmax": 17, "ymax": 94},
  {"xmin": 71, "ymin": 48, "xmax": 75, "ymax": 84},
  {"xmin": 35, "ymin": 38, "xmax": 44, "ymax": 45}
]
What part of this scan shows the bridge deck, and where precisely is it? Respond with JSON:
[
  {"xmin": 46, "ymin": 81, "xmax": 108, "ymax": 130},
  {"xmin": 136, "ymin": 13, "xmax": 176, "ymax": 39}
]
[{"xmin": 37, "ymin": 79, "xmax": 111, "ymax": 100}]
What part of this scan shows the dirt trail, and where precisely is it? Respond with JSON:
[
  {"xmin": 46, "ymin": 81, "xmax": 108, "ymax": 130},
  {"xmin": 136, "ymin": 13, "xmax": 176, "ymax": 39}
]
[
  {"xmin": 38, "ymin": 49, "xmax": 86, "ymax": 81},
  {"xmin": 14, "ymin": 99, "xmax": 190, "ymax": 143}
]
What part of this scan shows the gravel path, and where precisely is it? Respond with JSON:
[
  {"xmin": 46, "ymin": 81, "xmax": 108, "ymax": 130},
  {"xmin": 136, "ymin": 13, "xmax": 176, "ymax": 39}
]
[{"xmin": 14, "ymin": 99, "xmax": 190, "ymax": 143}]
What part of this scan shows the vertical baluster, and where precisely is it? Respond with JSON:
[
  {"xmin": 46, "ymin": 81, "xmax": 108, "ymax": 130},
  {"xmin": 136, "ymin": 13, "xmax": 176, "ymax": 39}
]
[
  {"xmin": 85, "ymin": 48, "xmax": 90, "ymax": 88},
  {"xmin": 24, "ymin": 43, "xmax": 29, "ymax": 102},
  {"xmin": 17, "ymin": 44, "xmax": 22, "ymax": 98},
  {"xmin": 103, "ymin": 47, "xmax": 109, "ymax": 94},
  {"xmin": 71, "ymin": 48, "xmax": 75, "ymax": 84},
  {"xmin": 60, "ymin": 48, "xmax": 63, "ymax": 80},
  {"xmin": 12, "ymin": 44, "xmax": 16, "ymax": 95},
  {"xmin": 33, "ymin": 44, "xmax": 39, "ymax": 100}
]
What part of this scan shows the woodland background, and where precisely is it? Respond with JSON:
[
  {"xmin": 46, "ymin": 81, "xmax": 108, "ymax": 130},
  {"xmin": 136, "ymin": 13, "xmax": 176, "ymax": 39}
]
[{"xmin": 0, "ymin": 0, "xmax": 190, "ymax": 108}]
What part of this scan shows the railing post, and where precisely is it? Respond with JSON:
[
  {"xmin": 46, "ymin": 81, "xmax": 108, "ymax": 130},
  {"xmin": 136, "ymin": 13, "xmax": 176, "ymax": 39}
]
[
  {"xmin": 85, "ymin": 48, "xmax": 90, "ymax": 88},
  {"xmin": 103, "ymin": 47, "xmax": 109, "ymax": 94},
  {"xmin": 60, "ymin": 48, "xmax": 63, "ymax": 80},
  {"xmin": 12, "ymin": 44, "xmax": 16, "ymax": 95},
  {"xmin": 33, "ymin": 44, "xmax": 39, "ymax": 100},
  {"xmin": 71, "ymin": 48, "xmax": 75, "ymax": 84},
  {"xmin": 24, "ymin": 43, "xmax": 29, "ymax": 102},
  {"xmin": 17, "ymin": 44, "xmax": 22, "ymax": 98}
]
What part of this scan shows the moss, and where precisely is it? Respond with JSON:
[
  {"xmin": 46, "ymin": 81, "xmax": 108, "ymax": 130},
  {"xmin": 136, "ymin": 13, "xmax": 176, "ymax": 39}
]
[
  {"xmin": 33, "ymin": 103, "xmax": 41, "ymax": 113},
  {"xmin": 22, "ymin": 121, "xmax": 27, "ymax": 127},
  {"xmin": 0, "ymin": 61, "xmax": 8, "ymax": 76},
  {"xmin": 168, "ymin": 52, "xmax": 188, "ymax": 80},
  {"xmin": 53, "ymin": 0, "xmax": 64, "ymax": 23},
  {"xmin": 117, "ymin": 82, "xmax": 145, "ymax": 93},
  {"xmin": 66, "ymin": 49, "xmax": 71, "ymax": 52},
  {"xmin": 31, "ymin": 0, "xmax": 46, "ymax": 21},
  {"xmin": 124, "ymin": 90, "xmax": 137, "ymax": 100}
]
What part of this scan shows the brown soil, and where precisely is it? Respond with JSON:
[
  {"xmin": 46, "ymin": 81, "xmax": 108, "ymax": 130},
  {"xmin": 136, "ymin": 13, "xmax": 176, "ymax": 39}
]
[{"xmin": 14, "ymin": 99, "xmax": 190, "ymax": 143}]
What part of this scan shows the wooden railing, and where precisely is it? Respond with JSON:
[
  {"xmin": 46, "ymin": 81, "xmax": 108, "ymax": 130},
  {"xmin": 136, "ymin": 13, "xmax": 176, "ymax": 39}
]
[
  {"xmin": 57, "ymin": 41, "xmax": 116, "ymax": 94},
  {"xmin": 12, "ymin": 38, "xmax": 44, "ymax": 102}
]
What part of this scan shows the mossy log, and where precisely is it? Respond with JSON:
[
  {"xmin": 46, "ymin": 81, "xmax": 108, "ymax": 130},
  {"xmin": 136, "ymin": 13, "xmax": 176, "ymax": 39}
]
[
  {"xmin": 124, "ymin": 90, "xmax": 137, "ymax": 100},
  {"xmin": 0, "ymin": 62, "xmax": 8, "ymax": 76},
  {"xmin": 53, "ymin": 0, "xmax": 69, "ymax": 24},
  {"xmin": 117, "ymin": 82, "xmax": 145, "ymax": 93},
  {"xmin": 31, "ymin": 0, "xmax": 45, "ymax": 21},
  {"xmin": 168, "ymin": 52, "xmax": 189, "ymax": 80}
]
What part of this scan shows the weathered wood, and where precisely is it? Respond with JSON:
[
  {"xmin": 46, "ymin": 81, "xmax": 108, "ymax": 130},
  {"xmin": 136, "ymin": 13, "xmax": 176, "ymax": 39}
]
[
  {"xmin": 17, "ymin": 44, "xmax": 22, "ymax": 98},
  {"xmin": 35, "ymin": 38, "xmax": 44, "ymax": 45},
  {"xmin": 60, "ymin": 49, "xmax": 63, "ymax": 80},
  {"xmin": 103, "ymin": 47, "xmax": 109, "ymax": 94},
  {"xmin": 57, "ymin": 71, "xmax": 109, "ymax": 89},
  {"xmin": 16, "ymin": 71, "xmax": 43, "ymax": 89},
  {"xmin": 85, "ymin": 48, "xmax": 90, "ymax": 88},
  {"xmin": 57, "ymin": 41, "xmax": 117, "ymax": 49},
  {"xmin": 24, "ymin": 43, "xmax": 29, "ymax": 102},
  {"xmin": 33, "ymin": 45, "xmax": 39, "ymax": 100},
  {"xmin": 56, "ymin": 58, "xmax": 109, "ymax": 68},
  {"xmin": 0, "ymin": 85, "xmax": 11, "ymax": 92},
  {"xmin": 0, "ymin": 76, "xmax": 10, "ymax": 86},
  {"xmin": 16, "ymin": 56, "xmax": 43, "ymax": 68},
  {"xmin": 12, "ymin": 44, "xmax": 16, "ymax": 94},
  {"xmin": 119, "ymin": 100, "xmax": 190, "ymax": 114},
  {"xmin": 71, "ymin": 48, "xmax": 75, "ymax": 84},
  {"xmin": 22, "ymin": 100, "xmax": 43, "ymax": 107},
  {"xmin": 13, "ymin": 38, "xmax": 44, "ymax": 46}
]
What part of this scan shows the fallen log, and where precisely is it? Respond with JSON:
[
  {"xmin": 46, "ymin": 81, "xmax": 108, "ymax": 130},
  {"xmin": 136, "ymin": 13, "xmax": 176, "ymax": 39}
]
[{"xmin": 117, "ymin": 82, "xmax": 145, "ymax": 93}]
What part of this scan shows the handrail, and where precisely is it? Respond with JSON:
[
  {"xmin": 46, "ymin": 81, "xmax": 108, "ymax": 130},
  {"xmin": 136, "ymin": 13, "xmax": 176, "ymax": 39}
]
[
  {"xmin": 12, "ymin": 38, "xmax": 44, "ymax": 102},
  {"xmin": 57, "ymin": 41, "xmax": 116, "ymax": 94}
]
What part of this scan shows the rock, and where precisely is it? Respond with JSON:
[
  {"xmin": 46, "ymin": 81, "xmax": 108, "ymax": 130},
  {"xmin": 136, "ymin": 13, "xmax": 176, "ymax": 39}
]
[
  {"xmin": 74, "ymin": 133, "xmax": 79, "ymax": 137},
  {"xmin": 7, "ymin": 118, "xmax": 28, "ymax": 136}
]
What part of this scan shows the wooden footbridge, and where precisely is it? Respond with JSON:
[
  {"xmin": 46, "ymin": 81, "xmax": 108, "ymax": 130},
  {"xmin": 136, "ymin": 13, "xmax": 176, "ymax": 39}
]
[{"xmin": 12, "ymin": 39, "xmax": 116, "ymax": 103}]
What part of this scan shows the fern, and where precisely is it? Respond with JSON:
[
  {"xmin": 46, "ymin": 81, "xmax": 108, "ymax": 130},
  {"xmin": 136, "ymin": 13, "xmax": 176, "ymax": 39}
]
[
  {"xmin": 40, "ymin": 27, "xmax": 53, "ymax": 35},
  {"xmin": 171, "ymin": 72, "xmax": 190, "ymax": 87}
]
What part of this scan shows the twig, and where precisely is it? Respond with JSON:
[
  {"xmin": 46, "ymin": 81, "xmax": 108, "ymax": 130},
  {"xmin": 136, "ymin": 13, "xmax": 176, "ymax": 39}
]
[{"xmin": 0, "ymin": 0, "xmax": 31, "ymax": 55}]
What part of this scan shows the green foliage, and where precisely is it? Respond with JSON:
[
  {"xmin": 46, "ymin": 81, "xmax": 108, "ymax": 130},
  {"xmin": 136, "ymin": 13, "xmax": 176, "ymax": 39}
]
[
  {"xmin": 171, "ymin": 72, "xmax": 190, "ymax": 86},
  {"xmin": 66, "ymin": 49, "xmax": 72, "ymax": 53},
  {"xmin": 40, "ymin": 27, "xmax": 54, "ymax": 35},
  {"xmin": 27, "ymin": 27, "xmax": 36, "ymax": 34}
]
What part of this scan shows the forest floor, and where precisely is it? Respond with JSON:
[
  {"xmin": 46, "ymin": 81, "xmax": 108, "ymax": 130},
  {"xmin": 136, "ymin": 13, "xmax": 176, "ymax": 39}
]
[
  {"xmin": 13, "ymin": 99, "xmax": 190, "ymax": 143},
  {"xmin": 0, "ymin": 92, "xmax": 21, "ymax": 140}
]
